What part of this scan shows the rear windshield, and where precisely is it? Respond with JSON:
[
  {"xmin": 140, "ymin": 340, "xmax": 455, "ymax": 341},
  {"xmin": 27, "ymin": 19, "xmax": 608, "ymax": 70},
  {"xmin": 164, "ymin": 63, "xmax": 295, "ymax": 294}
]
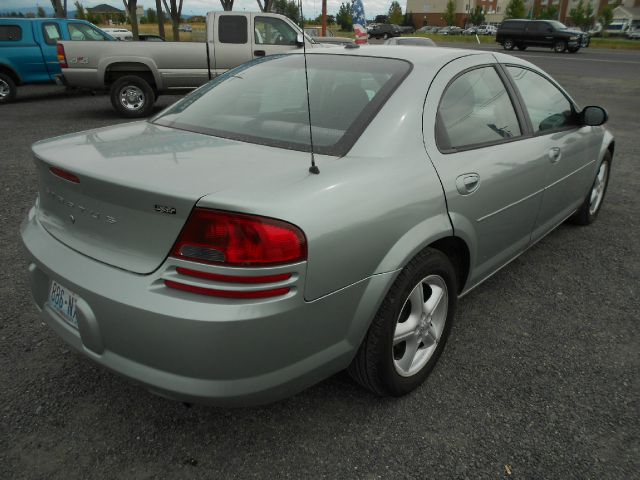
[{"xmin": 153, "ymin": 54, "xmax": 411, "ymax": 156}]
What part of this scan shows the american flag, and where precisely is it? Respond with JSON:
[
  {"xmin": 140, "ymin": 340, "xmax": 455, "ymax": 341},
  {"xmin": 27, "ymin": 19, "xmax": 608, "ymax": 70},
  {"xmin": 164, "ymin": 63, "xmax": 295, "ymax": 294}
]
[{"xmin": 352, "ymin": 0, "xmax": 368, "ymax": 45}]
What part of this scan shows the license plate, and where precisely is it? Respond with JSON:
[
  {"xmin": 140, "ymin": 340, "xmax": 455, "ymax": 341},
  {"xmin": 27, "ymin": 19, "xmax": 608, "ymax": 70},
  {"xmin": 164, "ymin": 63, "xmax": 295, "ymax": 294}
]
[{"xmin": 48, "ymin": 280, "xmax": 79, "ymax": 328}]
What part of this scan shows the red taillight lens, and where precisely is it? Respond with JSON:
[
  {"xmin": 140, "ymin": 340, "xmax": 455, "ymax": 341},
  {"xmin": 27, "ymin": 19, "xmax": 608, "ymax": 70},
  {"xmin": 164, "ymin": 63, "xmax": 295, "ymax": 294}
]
[
  {"xmin": 57, "ymin": 44, "xmax": 68, "ymax": 68},
  {"xmin": 164, "ymin": 280, "xmax": 289, "ymax": 299},
  {"xmin": 50, "ymin": 166, "xmax": 79, "ymax": 183},
  {"xmin": 171, "ymin": 209, "xmax": 307, "ymax": 267}
]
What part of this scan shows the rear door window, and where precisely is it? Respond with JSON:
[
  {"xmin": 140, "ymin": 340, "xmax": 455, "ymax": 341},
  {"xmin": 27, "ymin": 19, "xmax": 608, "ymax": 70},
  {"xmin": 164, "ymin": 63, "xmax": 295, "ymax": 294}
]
[
  {"xmin": 436, "ymin": 66, "xmax": 522, "ymax": 151},
  {"xmin": 219, "ymin": 16, "xmax": 248, "ymax": 44},
  {"xmin": 0, "ymin": 25, "xmax": 22, "ymax": 41},
  {"xmin": 42, "ymin": 23, "xmax": 61, "ymax": 45}
]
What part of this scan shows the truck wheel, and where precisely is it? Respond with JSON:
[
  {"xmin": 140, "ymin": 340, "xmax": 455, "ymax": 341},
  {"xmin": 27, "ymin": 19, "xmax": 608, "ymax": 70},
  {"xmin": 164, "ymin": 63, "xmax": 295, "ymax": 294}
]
[
  {"xmin": 503, "ymin": 38, "xmax": 515, "ymax": 50},
  {"xmin": 0, "ymin": 73, "xmax": 17, "ymax": 104},
  {"xmin": 554, "ymin": 40, "xmax": 567, "ymax": 53},
  {"xmin": 110, "ymin": 75, "xmax": 155, "ymax": 118}
]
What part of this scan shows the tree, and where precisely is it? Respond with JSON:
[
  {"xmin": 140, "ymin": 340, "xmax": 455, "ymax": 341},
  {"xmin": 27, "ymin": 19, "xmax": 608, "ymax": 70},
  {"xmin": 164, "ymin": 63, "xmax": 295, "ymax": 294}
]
[
  {"xmin": 402, "ymin": 11, "xmax": 413, "ymax": 27},
  {"xmin": 336, "ymin": 2, "xmax": 352, "ymax": 31},
  {"xmin": 582, "ymin": 1, "xmax": 595, "ymax": 31},
  {"xmin": 37, "ymin": 6, "xmax": 47, "ymax": 17},
  {"xmin": 388, "ymin": 1, "xmax": 403, "ymax": 26},
  {"xmin": 272, "ymin": 0, "xmax": 299, "ymax": 22},
  {"xmin": 536, "ymin": 5, "xmax": 558, "ymax": 20},
  {"xmin": 74, "ymin": 2, "xmax": 86, "ymax": 20},
  {"xmin": 155, "ymin": 0, "xmax": 165, "ymax": 41},
  {"xmin": 146, "ymin": 8, "xmax": 157, "ymax": 24},
  {"xmin": 374, "ymin": 15, "xmax": 387, "ymax": 24},
  {"xmin": 599, "ymin": 5, "xmax": 614, "ymax": 37},
  {"xmin": 468, "ymin": 5, "xmax": 485, "ymax": 26},
  {"xmin": 569, "ymin": 0, "xmax": 585, "ymax": 28},
  {"xmin": 162, "ymin": 0, "xmax": 184, "ymax": 41},
  {"xmin": 443, "ymin": 0, "xmax": 456, "ymax": 26},
  {"xmin": 122, "ymin": 0, "xmax": 139, "ymax": 40},
  {"xmin": 257, "ymin": 0, "xmax": 274, "ymax": 12},
  {"xmin": 50, "ymin": 0, "xmax": 66, "ymax": 18},
  {"xmin": 504, "ymin": 0, "xmax": 526, "ymax": 20},
  {"xmin": 220, "ymin": 0, "xmax": 234, "ymax": 11}
]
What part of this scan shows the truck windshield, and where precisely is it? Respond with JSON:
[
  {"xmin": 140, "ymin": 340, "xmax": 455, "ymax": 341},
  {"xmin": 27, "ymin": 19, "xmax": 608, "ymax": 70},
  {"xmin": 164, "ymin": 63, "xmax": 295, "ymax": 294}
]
[
  {"xmin": 153, "ymin": 54, "xmax": 411, "ymax": 156},
  {"xmin": 548, "ymin": 21, "xmax": 568, "ymax": 30}
]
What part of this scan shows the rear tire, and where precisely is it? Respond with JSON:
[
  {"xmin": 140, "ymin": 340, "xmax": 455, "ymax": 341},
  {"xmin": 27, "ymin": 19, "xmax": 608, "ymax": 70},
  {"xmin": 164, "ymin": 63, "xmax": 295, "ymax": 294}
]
[
  {"xmin": 554, "ymin": 40, "xmax": 567, "ymax": 53},
  {"xmin": 570, "ymin": 152, "xmax": 611, "ymax": 226},
  {"xmin": 0, "ymin": 72, "xmax": 17, "ymax": 104},
  {"xmin": 110, "ymin": 75, "xmax": 155, "ymax": 118},
  {"xmin": 348, "ymin": 248, "xmax": 457, "ymax": 396},
  {"xmin": 503, "ymin": 38, "xmax": 515, "ymax": 50}
]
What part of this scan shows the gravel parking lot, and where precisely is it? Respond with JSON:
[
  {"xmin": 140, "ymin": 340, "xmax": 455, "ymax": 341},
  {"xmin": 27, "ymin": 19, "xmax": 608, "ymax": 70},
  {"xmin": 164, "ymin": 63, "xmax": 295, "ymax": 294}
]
[{"xmin": 1, "ymin": 46, "xmax": 638, "ymax": 479}]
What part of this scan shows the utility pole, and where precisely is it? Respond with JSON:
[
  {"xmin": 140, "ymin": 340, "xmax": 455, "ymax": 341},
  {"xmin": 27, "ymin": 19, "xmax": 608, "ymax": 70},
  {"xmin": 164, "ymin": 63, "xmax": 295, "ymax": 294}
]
[
  {"xmin": 321, "ymin": 0, "xmax": 326, "ymax": 36},
  {"xmin": 64, "ymin": 0, "xmax": 67, "ymax": 17}
]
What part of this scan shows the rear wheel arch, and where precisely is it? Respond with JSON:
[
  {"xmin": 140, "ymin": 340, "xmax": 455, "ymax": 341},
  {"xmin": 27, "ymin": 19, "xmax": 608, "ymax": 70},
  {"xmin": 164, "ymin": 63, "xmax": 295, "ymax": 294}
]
[
  {"xmin": 104, "ymin": 62, "xmax": 158, "ymax": 90},
  {"xmin": 428, "ymin": 236, "xmax": 470, "ymax": 294},
  {"xmin": 0, "ymin": 64, "xmax": 21, "ymax": 85}
]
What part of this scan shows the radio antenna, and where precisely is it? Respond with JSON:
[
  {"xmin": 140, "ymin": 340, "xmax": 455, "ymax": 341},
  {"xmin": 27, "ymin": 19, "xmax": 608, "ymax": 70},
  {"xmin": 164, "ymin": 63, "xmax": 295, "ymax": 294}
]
[{"xmin": 298, "ymin": 0, "xmax": 320, "ymax": 174}]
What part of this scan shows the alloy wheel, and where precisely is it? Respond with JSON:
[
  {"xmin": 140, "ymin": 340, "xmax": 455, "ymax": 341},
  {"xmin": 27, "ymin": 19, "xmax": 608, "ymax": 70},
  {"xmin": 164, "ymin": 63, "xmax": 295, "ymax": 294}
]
[
  {"xmin": 0, "ymin": 79, "xmax": 10, "ymax": 98},
  {"xmin": 589, "ymin": 160, "xmax": 609, "ymax": 215},
  {"xmin": 393, "ymin": 275, "xmax": 448, "ymax": 377}
]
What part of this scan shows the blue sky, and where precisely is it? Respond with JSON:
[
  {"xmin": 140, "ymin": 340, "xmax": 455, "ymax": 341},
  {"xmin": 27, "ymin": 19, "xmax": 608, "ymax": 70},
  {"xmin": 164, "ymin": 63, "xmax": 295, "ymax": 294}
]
[{"xmin": 1, "ymin": 0, "xmax": 400, "ymax": 17}]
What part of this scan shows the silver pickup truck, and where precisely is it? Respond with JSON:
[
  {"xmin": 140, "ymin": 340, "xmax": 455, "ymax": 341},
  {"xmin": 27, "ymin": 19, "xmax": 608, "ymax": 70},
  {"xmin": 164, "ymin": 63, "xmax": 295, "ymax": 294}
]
[{"xmin": 59, "ymin": 12, "xmax": 321, "ymax": 117}]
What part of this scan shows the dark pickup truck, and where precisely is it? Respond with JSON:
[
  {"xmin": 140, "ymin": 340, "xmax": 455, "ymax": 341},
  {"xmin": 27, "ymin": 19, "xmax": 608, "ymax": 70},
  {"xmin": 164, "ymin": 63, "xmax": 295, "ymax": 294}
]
[{"xmin": 496, "ymin": 19, "xmax": 590, "ymax": 53}]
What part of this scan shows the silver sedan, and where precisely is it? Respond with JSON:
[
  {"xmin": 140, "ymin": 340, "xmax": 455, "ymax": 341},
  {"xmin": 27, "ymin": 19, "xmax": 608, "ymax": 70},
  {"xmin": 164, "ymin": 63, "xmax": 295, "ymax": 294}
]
[{"xmin": 21, "ymin": 46, "xmax": 613, "ymax": 405}]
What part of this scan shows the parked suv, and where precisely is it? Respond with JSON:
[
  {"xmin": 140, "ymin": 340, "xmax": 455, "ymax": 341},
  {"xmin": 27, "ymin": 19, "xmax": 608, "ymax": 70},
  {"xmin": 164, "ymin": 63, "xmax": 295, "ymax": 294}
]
[
  {"xmin": 368, "ymin": 24, "xmax": 401, "ymax": 39},
  {"xmin": 496, "ymin": 19, "xmax": 589, "ymax": 53}
]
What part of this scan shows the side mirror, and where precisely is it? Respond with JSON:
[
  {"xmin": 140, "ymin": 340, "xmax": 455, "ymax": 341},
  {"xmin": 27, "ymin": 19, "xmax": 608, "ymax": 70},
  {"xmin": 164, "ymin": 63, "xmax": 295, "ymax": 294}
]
[
  {"xmin": 296, "ymin": 33, "xmax": 304, "ymax": 47},
  {"xmin": 581, "ymin": 105, "xmax": 608, "ymax": 126}
]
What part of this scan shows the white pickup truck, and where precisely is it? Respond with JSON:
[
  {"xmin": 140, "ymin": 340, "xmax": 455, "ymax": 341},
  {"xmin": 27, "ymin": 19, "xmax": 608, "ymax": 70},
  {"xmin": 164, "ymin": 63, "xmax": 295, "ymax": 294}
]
[{"xmin": 58, "ymin": 11, "xmax": 321, "ymax": 117}]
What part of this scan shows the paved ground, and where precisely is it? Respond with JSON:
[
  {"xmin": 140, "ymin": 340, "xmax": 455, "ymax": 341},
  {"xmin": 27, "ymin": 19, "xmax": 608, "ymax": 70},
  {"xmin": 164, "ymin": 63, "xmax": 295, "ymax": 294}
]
[{"xmin": 1, "ymin": 47, "xmax": 638, "ymax": 479}]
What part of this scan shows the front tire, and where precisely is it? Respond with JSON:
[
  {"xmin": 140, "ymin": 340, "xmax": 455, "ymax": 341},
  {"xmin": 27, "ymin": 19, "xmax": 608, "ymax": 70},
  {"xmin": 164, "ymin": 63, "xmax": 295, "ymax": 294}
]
[
  {"xmin": 110, "ymin": 75, "xmax": 155, "ymax": 118},
  {"xmin": 503, "ymin": 38, "xmax": 515, "ymax": 50},
  {"xmin": 570, "ymin": 152, "xmax": 611, "ymax": 225},
  {"xmin": 554, "ymin": 40, "xmax": 567, "ymax": 53},
  {"xmin": 0, "ymin": 72, "xmax": 17, "ymax": 104},
  {"xmin": 348, "ymin": 248, "xmax": 457, "ymax": 396}
]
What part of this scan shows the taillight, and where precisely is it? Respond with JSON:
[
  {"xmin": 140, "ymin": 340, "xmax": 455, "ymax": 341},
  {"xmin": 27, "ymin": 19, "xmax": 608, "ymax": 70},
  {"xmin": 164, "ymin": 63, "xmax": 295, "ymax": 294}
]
[
  {"xmin": 57, "ymin": 44, "xmax": 68, "ymax": 68},
  {"xmin": 50, "ymin": 166, "xmax": 79, "ymax": 183},
  {"xmin": 171, "ymin": 209, "xmax": 307, "ymax": 267}
]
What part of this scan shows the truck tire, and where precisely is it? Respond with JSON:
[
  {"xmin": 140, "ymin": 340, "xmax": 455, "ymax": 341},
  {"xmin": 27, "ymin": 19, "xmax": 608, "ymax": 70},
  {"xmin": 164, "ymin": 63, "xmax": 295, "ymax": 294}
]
[
  {"xmin": 503, "ymin": 38, "xmax": 515, "ymax": 50},
  {"xmin": 553, "ymin": 40, "xmax": 567, "ymax": 53},
  {"xmin": 0, "ymin": 72, "xmax": 17, "ymax": 104},
  {"xmin": 110, "ymin": 75, "xmax": 155, "ymax": 118}
]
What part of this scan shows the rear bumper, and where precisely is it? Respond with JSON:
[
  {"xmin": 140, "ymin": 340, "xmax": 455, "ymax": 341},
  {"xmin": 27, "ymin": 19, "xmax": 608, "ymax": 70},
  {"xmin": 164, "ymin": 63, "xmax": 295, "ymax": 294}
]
[{"xmin": 21, "ymin": 207, "xmax": 393, "ymax": 406}]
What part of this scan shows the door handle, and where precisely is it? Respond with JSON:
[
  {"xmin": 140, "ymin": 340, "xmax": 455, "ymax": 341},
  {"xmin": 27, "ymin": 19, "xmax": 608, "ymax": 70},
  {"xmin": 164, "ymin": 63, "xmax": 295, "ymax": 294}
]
[
  {"xmin": 254, "ymin": 50, "xmax": 266, "ymax": 57},
  {"xmin": 456, "ymin": 173, "xmax": 480, "ymax": 195},
  {"xmin": 548, "ymin": 147, "xmax": 562, "ymax": 163}
]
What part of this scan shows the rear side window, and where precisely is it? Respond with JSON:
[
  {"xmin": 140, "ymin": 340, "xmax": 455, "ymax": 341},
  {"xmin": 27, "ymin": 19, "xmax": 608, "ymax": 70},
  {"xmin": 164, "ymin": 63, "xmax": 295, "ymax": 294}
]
[
  {"xmin": 506, "ymin": 66, "xmax": 577, "ymax": 133},
  {"xmin": 219, "ymin": 16, "xmax": 247, "ymax": 44},
  {"xmin": 502, "ymin": 21, "xmax": 524, "ymax": 31},
  {"xmin": 0, "ymin": 25, "xmax": 22, "ymax": 41},
  {"xmin": 436, "ymin": 67, "xmax": 522, "ymax": 151},
  {"xmin": 42, "ymin": 23, "xmax": 61, "ymax": 45},
  {"xmin": 153, "ymin": 54, "xmax": 411, "ymax": 156}
]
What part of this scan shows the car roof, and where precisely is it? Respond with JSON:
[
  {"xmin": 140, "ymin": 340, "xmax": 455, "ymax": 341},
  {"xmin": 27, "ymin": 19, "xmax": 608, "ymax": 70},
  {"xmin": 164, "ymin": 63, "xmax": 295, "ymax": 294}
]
[{"xmin": 304, "ymin": 45, "xmax": 484, "ymax": 67}]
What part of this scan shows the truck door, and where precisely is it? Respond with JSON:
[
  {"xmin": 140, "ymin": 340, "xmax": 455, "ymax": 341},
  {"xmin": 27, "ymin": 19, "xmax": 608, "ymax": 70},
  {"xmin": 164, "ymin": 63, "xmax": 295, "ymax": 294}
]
[
  {"xmin": 251, "ymin": 14, "xmax": 302, "ymax": 59},
  {"xmin": 211, "ymin": 13, "xmax": 252, "ymax": 74},
  {"xmin": 5, "ymin": 22, "xmax": 50, "ymax": 83},
  {"xmin": 38, "ymin": 22, "xmax": 63, "ymax": 77}
]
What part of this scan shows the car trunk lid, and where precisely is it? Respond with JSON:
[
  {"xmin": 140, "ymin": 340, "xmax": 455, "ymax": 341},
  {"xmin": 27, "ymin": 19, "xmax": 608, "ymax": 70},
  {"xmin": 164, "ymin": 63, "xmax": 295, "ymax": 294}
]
[{"xmin": 33, "ymin": 122, "xmax": 311, "ymax": 274}]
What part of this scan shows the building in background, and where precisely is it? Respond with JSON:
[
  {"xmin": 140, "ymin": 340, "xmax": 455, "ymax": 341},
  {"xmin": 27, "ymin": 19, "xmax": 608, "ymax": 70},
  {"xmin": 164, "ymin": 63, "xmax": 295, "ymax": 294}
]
[{"xmin": 405, "ymin": 0, "xmax": 640, "ymax": 27}]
